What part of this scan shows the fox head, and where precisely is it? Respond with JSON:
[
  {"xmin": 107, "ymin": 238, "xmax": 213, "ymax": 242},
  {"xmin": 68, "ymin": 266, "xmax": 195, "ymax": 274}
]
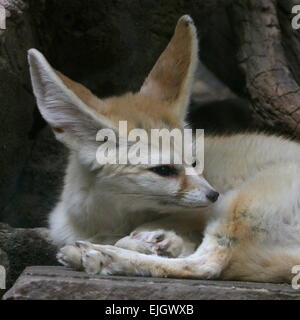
[{"xmin": 28, "ymin": 15, "xmax": 219, "ymax": 214}]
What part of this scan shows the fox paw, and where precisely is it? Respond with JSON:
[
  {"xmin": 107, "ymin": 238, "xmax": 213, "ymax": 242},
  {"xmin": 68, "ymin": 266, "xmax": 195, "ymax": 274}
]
[
  {"xmin": 57, "ymin": 241, "xmax": 114, "ymax": 275},
  {"xmin": 77, "ymin": 242, "xmax": 131, "ymax": 275},
  {"xmin": 76, "ymin": 241, "xmax": 112, "ymax": 275},
  {"xmin": 130, "ymin": 230, "xmax": 184, "ymax": 258},
  {"xmin": 57, "ymin": 243, "xmax": 83, "ymax": 270}
]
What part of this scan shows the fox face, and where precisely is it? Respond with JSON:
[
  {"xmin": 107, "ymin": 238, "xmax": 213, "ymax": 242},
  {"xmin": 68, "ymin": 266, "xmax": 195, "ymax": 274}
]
[{"xmin": 28, "ymin": 15, "xmax": 218, "ymax": 214}]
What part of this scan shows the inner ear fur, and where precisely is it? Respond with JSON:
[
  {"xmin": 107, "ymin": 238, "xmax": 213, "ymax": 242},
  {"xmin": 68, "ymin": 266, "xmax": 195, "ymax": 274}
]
[
  {"xmin": 140, "ymin": 15, "xmax": 199, "ymax": 119},
  {"xmin": 55, "ymin": 71, "xmax": 104, "ymax": 113},
  {"xmin": 28, "ymin": 48, "xmax": 112, "ymax": 149}
]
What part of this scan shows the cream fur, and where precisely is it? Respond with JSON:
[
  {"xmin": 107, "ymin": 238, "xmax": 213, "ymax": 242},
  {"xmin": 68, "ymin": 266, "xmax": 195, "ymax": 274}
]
[{"xmin": 29, "ymin": 15, "xmax": 300, "ymax": 283}]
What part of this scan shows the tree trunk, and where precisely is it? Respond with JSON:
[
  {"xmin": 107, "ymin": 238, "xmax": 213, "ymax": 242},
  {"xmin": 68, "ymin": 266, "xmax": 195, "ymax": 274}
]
[{"xmin": 233, "ymin": 0, "xmax": 300, "ymax": 136}]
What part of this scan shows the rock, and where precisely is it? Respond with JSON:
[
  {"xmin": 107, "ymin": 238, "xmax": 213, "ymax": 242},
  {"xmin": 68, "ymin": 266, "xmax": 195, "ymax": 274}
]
[
  {"xmin": 0, "ymin": 224, "xmax": 58, "ymax": 291},
  {"xmin": 0, "ymin": 0, "xmax": 26, "ymax": 17},
  {"xmin": 0, "ymin": 248, "xmax": 9, "ymax": 295},
  {"xmin": 3, "ymin": 266, "xmax": 300, "ymax": 300},
  {"xmin": 0, "ymin": 248, "xmax": 9, "ymax": 273},
  {"xmin": 0, "ymin": 0, "xmax": 37, "ymax": 222},
  {"xmin": 192, "ymin": 63, "xmax": 236, "ymax": 106},
  {"xmin": 1, "ymin": 127, "xmax": 68, "ymax": 228}
]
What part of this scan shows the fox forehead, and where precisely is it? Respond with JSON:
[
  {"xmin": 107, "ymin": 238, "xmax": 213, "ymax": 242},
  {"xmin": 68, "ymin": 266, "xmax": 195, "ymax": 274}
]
[
  {"xmin": 102, "ymin": 93, "xmax": 183, "ymax": 131},
  {"xmin": 57, "ymin": 69, "xmax": 182, "ymax": 130},
  {"xmin": 57, "ymin": 70, "xmax": 182, "ymax": 131}
]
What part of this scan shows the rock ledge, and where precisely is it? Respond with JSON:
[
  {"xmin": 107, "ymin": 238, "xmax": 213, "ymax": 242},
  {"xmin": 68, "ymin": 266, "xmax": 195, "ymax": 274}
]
[{"xmin": 3, "ymin": 266, "xmax": 300, "ymax": 300}]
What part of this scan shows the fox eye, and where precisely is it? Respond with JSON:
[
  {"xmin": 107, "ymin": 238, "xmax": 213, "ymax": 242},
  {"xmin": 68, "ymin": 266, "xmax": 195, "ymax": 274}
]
[{"xmin": 149, "ymin": 165, "xmax": 178, "ymax": 177}]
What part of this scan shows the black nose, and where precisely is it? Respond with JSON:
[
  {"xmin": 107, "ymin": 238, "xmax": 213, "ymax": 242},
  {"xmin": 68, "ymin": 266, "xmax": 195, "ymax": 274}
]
[{"xmin": 206, "ymin": 190, "xmax": 219, "ymax": 203}]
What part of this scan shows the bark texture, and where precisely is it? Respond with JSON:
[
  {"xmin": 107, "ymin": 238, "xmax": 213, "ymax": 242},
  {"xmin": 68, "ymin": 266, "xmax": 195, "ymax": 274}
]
[{"xmin": 232, "ymin": 0, "xmax": 300, "ymax": 136}]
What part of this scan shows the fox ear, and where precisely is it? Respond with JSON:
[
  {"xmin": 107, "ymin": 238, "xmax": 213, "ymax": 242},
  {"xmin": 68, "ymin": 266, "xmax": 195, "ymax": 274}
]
[
  {"xmin": 28, "ymin": 49, "xmax": 112, "ymax": 150},
  {"xmin": 140, "ymin": 15, "xmax": 198, "ymax": 120}
]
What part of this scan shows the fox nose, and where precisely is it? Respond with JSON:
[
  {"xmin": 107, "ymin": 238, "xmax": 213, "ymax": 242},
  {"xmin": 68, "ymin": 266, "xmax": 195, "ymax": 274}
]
[{"xmin": 206, "ymin": 190, "xmax": 219, "ymax": 203}]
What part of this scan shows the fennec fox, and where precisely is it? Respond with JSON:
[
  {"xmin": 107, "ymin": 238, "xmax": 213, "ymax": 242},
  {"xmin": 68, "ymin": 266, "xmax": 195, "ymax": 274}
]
[{"xmin": 29, "ymin": 16, "xmax": 300, "ymax": 283}]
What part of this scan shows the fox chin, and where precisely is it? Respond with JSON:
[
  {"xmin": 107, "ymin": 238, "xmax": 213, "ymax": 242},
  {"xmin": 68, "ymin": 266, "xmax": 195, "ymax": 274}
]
[{"xmin": 28, "ymin": 15, "xmax": 300, "ymax": 283}]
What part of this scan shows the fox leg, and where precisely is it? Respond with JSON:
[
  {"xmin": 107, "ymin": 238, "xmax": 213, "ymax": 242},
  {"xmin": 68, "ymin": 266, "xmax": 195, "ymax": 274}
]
[
  {"xmin": 56, "ymin": 217, "xmax": 227, "ymax": 277},
  {"xmin": 56, "ymin": 214, "xmax": 231, "ymax": 278},
  {"xmin": 221, "ymin": 245, "xmax": 300, "ymax": 283},
  {"xmin": 59, "ymin": 227, "xmax": 230, "ymax": 278},
  {"xmin": 56, "ymin": 202, "xmax": 300, "ymax": 282},
  {"xmin": 57, "ymin": 213, "xmax": 206, "ymax": 269}
]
